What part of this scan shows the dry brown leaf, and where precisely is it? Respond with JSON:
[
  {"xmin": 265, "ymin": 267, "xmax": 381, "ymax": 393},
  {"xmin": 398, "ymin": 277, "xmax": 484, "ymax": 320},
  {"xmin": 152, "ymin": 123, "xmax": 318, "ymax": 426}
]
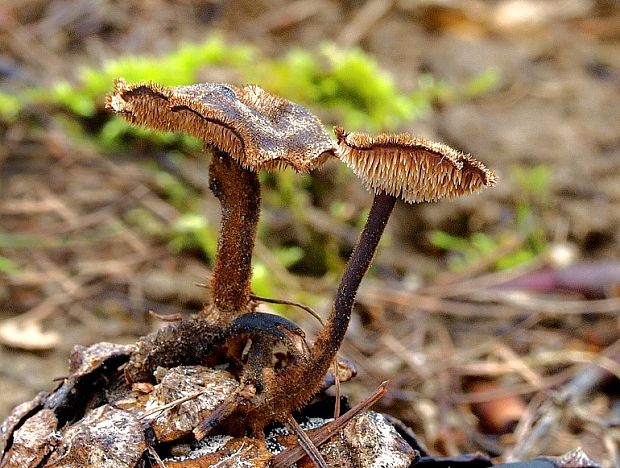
[{"xmin": 0, "ymin": 319, "xmax": 60, "ymax": 351}]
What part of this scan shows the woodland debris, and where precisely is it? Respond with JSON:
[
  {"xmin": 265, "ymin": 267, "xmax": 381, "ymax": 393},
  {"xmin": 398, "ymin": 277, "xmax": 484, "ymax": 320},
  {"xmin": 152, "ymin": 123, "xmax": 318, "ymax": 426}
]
[
  {"xmin": 0, "ymin": 391, "xmax": 48, "ymax": 458},
  {"xmin": 129, "ymin": 366, "xmax": 239, "ymax": 443},
  {"xmin": 270, "ymin": 411, "xmax": 417, "ymax": 468},
  {"xmin": 45, "ymin": 405, "xmax": 146, "ymax": 468},
  {"xmin": 0, "ymin": 409, "xmax": 58, "ymax": 468},
  {"xmin": 0, "ymin": 320, "xmax": 60, "ymax": 351}
]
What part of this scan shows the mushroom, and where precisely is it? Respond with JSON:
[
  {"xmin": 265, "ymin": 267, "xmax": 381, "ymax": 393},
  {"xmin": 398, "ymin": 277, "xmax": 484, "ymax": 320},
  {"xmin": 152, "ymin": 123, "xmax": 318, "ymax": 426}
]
[
  {"xmin": 106, "ymin": 78, "xmax": 335, "ymax": 324},
  {"xmin": 306, "ymin": 127, "xmax": 498, "ymax": 386},
  {"xmin": 225, "ymin": 127, "xmax": 497, "ymax": 432}
]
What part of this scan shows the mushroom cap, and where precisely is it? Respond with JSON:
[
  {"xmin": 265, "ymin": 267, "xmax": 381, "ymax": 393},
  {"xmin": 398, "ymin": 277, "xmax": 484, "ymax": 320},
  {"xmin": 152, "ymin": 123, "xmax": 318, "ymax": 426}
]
[
  {"xmin": 334, "ymin": 127, "xmax": 497, "ymax": 203},
  {"xmin": 106, "ymin": 78, "xmax": 335, "ymax": 172}
]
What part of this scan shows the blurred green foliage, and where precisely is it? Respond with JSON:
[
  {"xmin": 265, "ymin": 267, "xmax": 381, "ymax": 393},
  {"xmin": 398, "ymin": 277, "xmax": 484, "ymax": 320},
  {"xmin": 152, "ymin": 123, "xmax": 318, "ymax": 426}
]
[
  {"xmin": 429, "ymin": 230, "xmax": 499, "ymax": 269},
  {"xmin": 39, "ymin": 37, "xmax": 253, "ymax": 118},
  {"xmin": 251, "ymin": 246, "xmax": 304, "ymax": 302},
  {"xmin": 430, "ymin": 165, "xmax": 551, "ymax": 271},
  {"xmin": 5, "ymin": 35, "xmax": 498, "ymax": 133},
  {"xmin": 169, "ymin": 213, "xmax": 219, "ymax": 261},
  {"xmin": 0, "ymin": 92, "xmax": 20, "ymax": 122},
  {"xmin": 2, "ymin": 35, "xmax": 502, "ymax": 294},
  {"xmin": 0, "ymin": 256, "xmax": 19, "ymax": 274}
]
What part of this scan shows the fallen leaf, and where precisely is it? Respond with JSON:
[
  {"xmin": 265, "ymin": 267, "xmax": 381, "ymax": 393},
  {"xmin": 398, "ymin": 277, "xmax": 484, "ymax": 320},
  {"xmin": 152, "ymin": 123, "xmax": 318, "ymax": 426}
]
[{"xmin": 0, "ymin": 319, "xmax": 60, "ymax": 351}]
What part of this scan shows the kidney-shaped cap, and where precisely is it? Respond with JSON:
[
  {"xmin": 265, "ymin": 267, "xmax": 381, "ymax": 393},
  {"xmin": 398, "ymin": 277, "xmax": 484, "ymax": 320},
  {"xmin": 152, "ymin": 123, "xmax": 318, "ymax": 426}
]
[
  {"xmin": 106, "ymin": 78, "xmax": 335, "ymax": 172},
  {"xmin": 334, "ymin": 127, "xmax": 497, "ymax": 203}
]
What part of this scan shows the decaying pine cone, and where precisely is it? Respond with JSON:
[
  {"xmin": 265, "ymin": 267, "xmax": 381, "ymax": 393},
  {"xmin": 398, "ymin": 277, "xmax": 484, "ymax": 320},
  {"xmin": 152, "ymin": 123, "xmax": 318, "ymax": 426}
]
[
  {"xmin": 1, "ymin": 340, "xmax": 605, "ymax": 467},
  {"xmin": 123, "ymin": 318, "xmax": 227, "ymax": 384},
  {"xmin": 0, "ymin": 341, "xmax": 418, "ymax": 468}
]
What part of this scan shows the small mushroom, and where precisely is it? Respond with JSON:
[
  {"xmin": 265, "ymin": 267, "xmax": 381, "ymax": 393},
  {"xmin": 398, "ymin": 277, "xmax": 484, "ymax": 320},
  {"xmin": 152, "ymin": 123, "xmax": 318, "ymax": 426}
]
[
  {"xmin": 106, "ymin": 79, "xmax": 335, "ymax": 323},
  {"xmin": 311, "ymin": 126, "xmax": 497, "ymax": 381},
  {"xmin": 239, "ymin": 127, "xmax": 497, "ymax": 430}
]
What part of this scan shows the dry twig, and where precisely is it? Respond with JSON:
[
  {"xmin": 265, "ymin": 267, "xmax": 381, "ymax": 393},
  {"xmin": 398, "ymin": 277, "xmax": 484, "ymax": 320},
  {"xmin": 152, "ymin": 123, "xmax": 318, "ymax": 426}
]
[{"xmin": 272, "ymin": 381, "xmax": 389, "ymax": 468}]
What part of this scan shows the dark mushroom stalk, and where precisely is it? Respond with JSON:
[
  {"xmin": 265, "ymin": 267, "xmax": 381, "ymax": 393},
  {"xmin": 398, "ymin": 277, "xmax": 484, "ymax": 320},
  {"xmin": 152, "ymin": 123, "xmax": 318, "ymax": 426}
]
[
  {"xmin": 308, "ymin": 190, "xmax": 395, "ymax": 379},
  {"xmin": 106, "ymin": 79, "xmax": 334, "ymax": 323},
  {"xmin": 243, "ymin": 127, "xmax": 498, "ymax": 426}
]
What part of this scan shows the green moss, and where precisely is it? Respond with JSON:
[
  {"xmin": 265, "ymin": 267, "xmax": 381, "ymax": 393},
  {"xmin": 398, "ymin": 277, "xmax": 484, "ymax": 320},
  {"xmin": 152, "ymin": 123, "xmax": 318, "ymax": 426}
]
[
  {"xmin": 0, "ymin": 92, "xmax": 21, "ymax": 122},
  {"xmin": 30, "ymin": 34, "xmax": 498, "ymax": 138},
  {"xmin": 0, "ymin": 256, "xmax": 19, "ymax": 274}
]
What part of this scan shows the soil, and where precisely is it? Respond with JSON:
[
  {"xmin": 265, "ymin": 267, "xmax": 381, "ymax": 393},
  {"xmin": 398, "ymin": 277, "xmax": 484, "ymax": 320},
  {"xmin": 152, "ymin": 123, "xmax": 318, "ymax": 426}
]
[{"xmin": 1, "ymin": 0, "xmax": 619, "ymax": 464}]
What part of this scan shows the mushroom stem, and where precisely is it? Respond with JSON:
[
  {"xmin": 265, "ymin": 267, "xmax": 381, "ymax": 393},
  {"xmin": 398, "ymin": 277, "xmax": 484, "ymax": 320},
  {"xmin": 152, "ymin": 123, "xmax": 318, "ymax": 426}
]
[
  {"xmin": 266, "ymin": 191, "xmax": 396, "ymax": 412},
  {"xmin": 210, "ymin": 192, "xmax": 395, "ymax": 432},
  {"xmin": 310, "ymin": 191, "xmax": 396, "ymax": 374},
  {"xmin": 206, "ymin": 151, "xmax": 261, "ymax": 322}
]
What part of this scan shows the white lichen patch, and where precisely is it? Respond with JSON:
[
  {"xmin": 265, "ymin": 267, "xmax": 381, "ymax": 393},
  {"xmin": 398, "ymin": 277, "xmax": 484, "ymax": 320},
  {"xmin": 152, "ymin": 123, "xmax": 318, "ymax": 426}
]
[
  {"xmin": 343, "ymin": 411, "xmax": 416, "ymax": 468},
  {"xmin": 301, "ymin": 417, "xmax": 333, "ymax": 431},
  {"xmin": 165, "ymin": 435, "xmax": 233, "ymax": 461},
  {"xmin": 266, "ymin": 411, "xmax": 416, "ymax": 468},
  {"xmin": 265, "ymin": 416, "xmax": 333, "ymax": 456},
  {"xmin": 162, "ymin": 437, "xmax": 271, "ymax": 468}
]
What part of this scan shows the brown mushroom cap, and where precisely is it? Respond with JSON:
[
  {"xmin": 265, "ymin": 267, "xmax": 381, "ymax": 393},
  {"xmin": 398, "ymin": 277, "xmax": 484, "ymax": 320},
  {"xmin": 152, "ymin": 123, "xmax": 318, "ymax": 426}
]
[
  {"xmin": 334, "ymin": 127, "xmax": 497, "ymax": 203},
  {"xmin": 106, "ymin": 78, "xmax": 335, "ymax": 172}
]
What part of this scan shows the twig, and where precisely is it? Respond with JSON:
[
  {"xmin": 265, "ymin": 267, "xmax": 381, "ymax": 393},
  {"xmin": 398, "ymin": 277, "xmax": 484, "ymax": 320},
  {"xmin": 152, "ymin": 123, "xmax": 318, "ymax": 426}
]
[
  {"xmin": 435, "ymin": 321, "xmax": 459, "ymax": 456},
  {"xmin": 525, "ymin": 350, "xmax": 620, "ymax": 381},
  {"xmin": 146, "ymin": 446, "xmax": 166, "ymax": 468},
  {"xmin": 193, "ymin": 392, "xmax": 239, "ymax": 441},
  {"xmin": 361, "ymin": 286, "xmax": 620, "ymax": 317},
  {"xmin": 257, "ymin": 0, "xmax": 325, "ymax": 32},
  {"xmin": 283, "ymin": 414, "xmax": 328, "ymax": 468},
  {"xmin": 604, "ymin": 430, "xmax": 620, "ymax": 467},
  {"xmin": 509, "ymin": 390, "xmax": 550, "ymax": 458},
  {"xmin": 31, "ymin": 251, "xmax": 81, "ymax": 295},
  {"xmin": 148, "ymin": 310, "xmax": 183, "ymax": 322},
  {"xmin": 453, "ymin": 369, "xmax": 574, "ymax": 405},
  {"xmin": 493, "ymin": 343, "xmax": 543, "ymax": 387},
  {"xmin": 469, "ymin": 289, "xmax": 620, "ymax": 315},
  {"xmin": 250, "ymin": 294, "xmax": 324, "ymax": 325},
  {"xmin": 272, "ymin": 381, "xmax": 389, "ymax": 468},
  {"xmin": 417, "ymin": 255, "xmax": 546, "ymax": 298},
  {"xmin": 193, "ymin": 385, "xmax": 256, "ymax": 441},
  {"xmin": 138, "ymin": 390, "xmax": 207, "ymax": 420},
  {"xmin": 506, "ymin": 338, "xmax": 620, "ymax": 460},
  {"xmin": 333, "ymin": 358, "xmax": 341, "ymax": 420},
  {"xmin": 1, "ymin": 282, "xmax": 100, "ymax": 325},
  {"xmin": 359, "ymin": 288, "xmax": 523, "ymax": 317},
  {"xmin": 337, "ymin": 0, "xmax": 394, "ymax": 47}
]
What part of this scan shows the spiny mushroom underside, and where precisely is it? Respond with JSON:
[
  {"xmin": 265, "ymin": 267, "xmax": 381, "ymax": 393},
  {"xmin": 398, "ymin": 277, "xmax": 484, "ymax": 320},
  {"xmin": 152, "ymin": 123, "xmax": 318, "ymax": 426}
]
[
  {"xmin": 334, "ymin": 127, "xmax": 497, "ymax": 203},
  {"xmin": 106, "ymin": 78, "xmax": 335, "ymax": 172}
]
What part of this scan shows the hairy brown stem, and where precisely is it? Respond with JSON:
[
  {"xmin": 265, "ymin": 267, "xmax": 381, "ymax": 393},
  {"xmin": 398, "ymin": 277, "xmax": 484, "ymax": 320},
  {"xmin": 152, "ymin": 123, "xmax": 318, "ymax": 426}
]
[{"xmin": 206, "ymin": 151, "xmax": 261, "ymax": 322}]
